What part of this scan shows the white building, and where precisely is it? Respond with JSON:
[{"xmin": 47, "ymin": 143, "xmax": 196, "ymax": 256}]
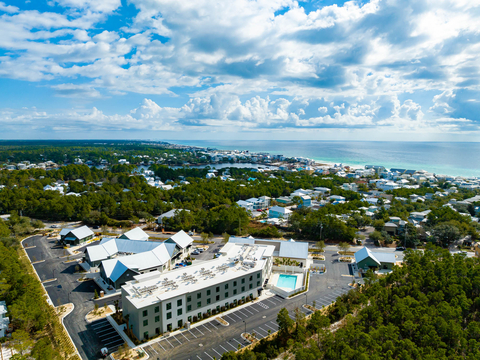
[
  {"xmin": 0, "ymin": 301, "xmax": 9, "ymax": 337},
  {"xmin": 268, "ymin": 206, "xmax": 292, "ymax": 220}
]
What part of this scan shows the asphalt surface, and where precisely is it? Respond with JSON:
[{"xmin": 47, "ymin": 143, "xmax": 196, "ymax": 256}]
[{"xmin": 25, "ymin": 235, "xmax": 122, "ymax": 360}]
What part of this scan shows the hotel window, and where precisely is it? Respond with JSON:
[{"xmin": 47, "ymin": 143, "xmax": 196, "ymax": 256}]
[
  {"xmin": 207, "ymin": 290, "xmax": 211, "ymax": 296},
  {"xmin": 177, "ymin": 309, "xmax": 182, "ymax": 316},
  {"xmin": 187, "ymin": 305, "xmax": 192, "ymax": 312},
  {"xmin": 225, "ymin": 284, "xmax": 228, "ymax": 290},
  {"xmin": 154, "ymin": 306, "xmax": 159, "ymax": 313},
  {"xmin": 197, "ymin": 293, "xmax": 202, "ymax": 299},
  {"xmin": 166, "ymin": 312, "xmax": 172, "ymax": 320},
  {"xmin": 166, "ymin": 303, "xmax": 172, "ymax": 310},
  {"xmin": 207, "ymin": 298, "xmax": 211, "ymax": 304},
  {"xmin": 143, "ymin": 319, "xmax": 148, "ymax": 326},
  {"xmin": 187, "ymin": 296, "xmax": 191, "ymax": 302},
  {"xmin": 142, "ymin": 310, "xmax": 148, "ymax": 317},
  {"xmin": 249, "ymin": 284, "xmax": 253, "ymax": 289},
  {"xmin": 155, "ymin": 316, "xmax": 160, "ymax": 323},
  {"xmin": 216, "ymin": 286, "xmax": 220, "ymax": 292},
  {"xmin": 233, "ymin": 281, "xmax": 237, "ymax": 286},
  {"xmin": 216, "ymin": 295, "xmax": 220, "ymax": 301},
  {"xmin": 225, "ymin": 292, "xmax": 228, "ymax": 298},
  {"xmin": 241, "ymin": 278, "xmax": 245, "ymax": 284},
  {"xmin": 233, "ymin": 289, "xmax": 237, "ymax": 295},
  {"xmin": 177, "ymin": 299, "xmax": 182, "ymax": 306},
  {"xmin": 242, "ymin": 286, "xmax": 245, "ymax": 292},
  {"xmin": 197, "ymin": 301, "xmax": 202, "ymax": 308},
  {"xmin": 257, "ymin": 273, "xmax": 260, "ymax": 278}
]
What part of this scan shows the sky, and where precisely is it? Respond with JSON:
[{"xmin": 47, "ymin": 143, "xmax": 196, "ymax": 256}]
[{"xmin": 1, "ymin": 0, "xmax": 480, "ymax": 141}]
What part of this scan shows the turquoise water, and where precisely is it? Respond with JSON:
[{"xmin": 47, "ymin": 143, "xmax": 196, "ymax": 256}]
[
  {"xmin": 277, "ymin": 274, "xmax": 297, "ymax": 290},
  {"xmin": 172, "ymin": 140, "xmax": 480, "ymax": 177}
]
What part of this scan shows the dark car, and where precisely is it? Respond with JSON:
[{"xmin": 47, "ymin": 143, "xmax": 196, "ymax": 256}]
[
  {"xmin": 92, "ymin": 225, "xmax": 100, "ymax": 230},
  {"xmin": 396, "ymin": 246, "xmax": 405, "ymax": 251}
]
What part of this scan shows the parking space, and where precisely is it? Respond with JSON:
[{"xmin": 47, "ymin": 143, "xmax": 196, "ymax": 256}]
[
  {"xmin": 309, "ymin": 286, "xmax": 351, "ymax": 308},
  {"xmin": 90, "ymin": 318, "xmax": 125, "ymax": 354}
]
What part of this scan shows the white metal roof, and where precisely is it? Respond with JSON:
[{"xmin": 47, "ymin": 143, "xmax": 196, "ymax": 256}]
[
  {"xmin": 120, "ymin": 227, "xmax": 149, "ymax": 241},
  {"xmin": 354, "ymin": 247, "xmax": 395, "ymax": 266},
  {"xmin": 166, "ymin": 230, "xmax": 193, "ymax": 249},
  {"xmin": 68, "ymin": 225, "xmax": 94, "ymax": 240}
]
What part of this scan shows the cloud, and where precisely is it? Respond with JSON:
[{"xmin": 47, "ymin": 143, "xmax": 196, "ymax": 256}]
[{"xmin": 0, "ymin": 0, "xmax": 480, "ymax": 138}]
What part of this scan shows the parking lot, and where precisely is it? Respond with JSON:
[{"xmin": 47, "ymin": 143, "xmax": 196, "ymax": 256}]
[
  {"xmin": 90, "ymin": 319, "xmax": 125, "ymax": 355},
  {"xmin": 142, "ymin": 294, "xmax": 314, "ymax": 360}
]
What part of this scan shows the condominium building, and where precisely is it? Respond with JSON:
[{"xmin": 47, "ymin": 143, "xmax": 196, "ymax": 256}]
[{"xmin": 121, "ymin": 242, "xmax": 274, "ymax": 340}]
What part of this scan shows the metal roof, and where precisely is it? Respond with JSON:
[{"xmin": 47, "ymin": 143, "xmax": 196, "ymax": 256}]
[
  {"xmin": 165, "ymin": 230, "xmax": 193, "ymax": 249},
  {"xmin": 59, "ymin": 228, "xmax": 72, "ymax": 236},
  {"xmin": 87, "ymin": 238, "xmax": 162, "ymax": 263},
  {"xmin": 354, "ymin": 247, "xmax": 396, "ymax": 265},
  {"xmin": 68, "ymin": 226, "xmax": 94, "ymax": 240},
  {"xmin": 119, "ymin": 227, "xmax": 149, "ymax": 241},
  {"xmin": 278, "ymin": 241, "xmax": 308, "ymax": 259}
]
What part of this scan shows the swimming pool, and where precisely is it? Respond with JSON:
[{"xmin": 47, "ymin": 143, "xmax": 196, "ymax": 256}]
[{"xmin": 277, "ymin": 274, "xmax": 297, "ymax": 290}]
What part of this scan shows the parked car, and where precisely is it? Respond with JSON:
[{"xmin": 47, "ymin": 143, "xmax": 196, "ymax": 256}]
[
  {"xmin": 50, "ymin": 224, "xmax": 59, "ymax": 228},
  {"xmin": 197, "ymin": 248, "xmax": 204, "ymax": 253},
  {"xmin": 188, "ymin": 231, "xmax": 194, "ymax": 236},
  {"xmin": 396, "ymin": 246, "xmax": 405, "ymax": 251},
  {"xmin": 191, "ymin": 251, "xmax": 200, "ymax": 255},
  {"xmin": 214, "ymin": 253, "xmax": 221, "ymax": 258}
]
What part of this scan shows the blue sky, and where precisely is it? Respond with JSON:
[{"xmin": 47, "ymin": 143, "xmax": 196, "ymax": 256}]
[{"xmin": 0, "ymin": 0, "xmax": 480, "ymax": 141}]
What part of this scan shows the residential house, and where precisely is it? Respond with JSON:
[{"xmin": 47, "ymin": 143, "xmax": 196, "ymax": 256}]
[
  {"xmin": 355, "ymin": 247, "xmax": 396, "ymax": 272},
  {"xmin": 60, "ymin": 226, "xmax": 95, "ymax": 246},
  {"xmin": 157, "ymin": 209, "xmax": 191, "ymax": 224},
  {"xmin": 268, "ymin": 206, "xmax": 292, "ymax": 220},
  {"xmin": 383, "ymin": 222, "xmax": 398, "ymax": 235},
  {"xmin": 298, "ymin": 195, "xmax": 311, "ymax": 208},
  {"xmin": 0, "ymin": 301, "xmax": 9, "ymax": 337}
]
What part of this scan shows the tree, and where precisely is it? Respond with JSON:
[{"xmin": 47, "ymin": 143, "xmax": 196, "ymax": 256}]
[
  {"xmin": 432, "ymin": 223, "xmax": 461, "ymax": 248},
  {"xmin": 276, "ymin": 307, "xmax": 294, "ymax": 335},
  {"xmin": 316, "ymin": 240, "xmax": 326, "ymax": 253},
  {"xmin": 222, "ymin": 232, "xmax": 230, "ymax": 244},
  {"xmin": 94, "ymin": 289, "xmax": 99, "ymax": 299},
  {"xmin": 338, "ymin": 242, "xmax": 351, "ymax": 254},
  {"xmin": 12, "ymin": 330, "xmax": 34, "ymax": 356},
  {"xmin": 200, "ymin": 232, "xmax": 209, "ymax": 243}
]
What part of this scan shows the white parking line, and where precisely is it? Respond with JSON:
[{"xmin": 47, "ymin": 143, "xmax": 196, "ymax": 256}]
[
  {"xmin": 208, "ymin": 321, "xmax": 218, "ymax": 329},
  {"xmin": 189, "ymin": 330, "xmax": 198, "ymax": 338},
  {"xmin": 248, "ymin": 304, "xmax": 260, "ymax": 312},
  {"xmin": 180, "ymin": 332, "xmax": 190, "ymax": 342},
  {"xmin": 164, "ymin": 338, "xmax": 174, "ymax": 348},
  {"xmin": 257, "ymin": 326, "xmax": 269, "ymax": 335},
  {"xmin": 204, "ymin": 351, "xmax": 214, "ymax": 359},
  {"xmin": 92, "ymin": 320, "xmax": 108, "ymax": 328},
  {"xmin": 202, "ymin": 324, "xmax": 212, "ymax": 333},
  {"xmin": 196, "ymin": 355, "xmax": 202, "ymax": 360},
  {"xmin": 195, "ymin": 326, "xmax": 205, "ymax": 336},
  {"xmin": 172, "ymin": 334, "xmax": 182, "ymax": 344},
  {"xmin": 263, "ymin": 298, "xmax": 277, "ymax": 305},
  {"xmin": 104, "ymin": 338, "xmax": 124, "ymax": 347},
  {"xmin": 236, "ymin": 309, "xmax": 249, "ymax": 317},
  {"xmin": 274, "ymin": 296, "xmax": 284, "ymax": 302},
  {"xmin": 243, "ymin": 307, "xmax": 254, "ymax": 315},
  {"xmin": 288, "ymin": 313, "xmax": 295, "ymax": 320},
  {"xmin": 157, "ymin": 341, "xmax": 166, "ymax": 351},
  {"xmin": 224, "ymin": 314, "xmax": 236, "ymax": 323},
  {"xmin": 231, "ymin": 312, "xmax": 242, "ymax": 320},
  {"xmin": 212, "ymin": 348, "xmax": 222, "ymax": 357},
  {"xmin": 93, "ymin": 324, "xmax": 111, "ymax": 331},
  {"xmin": 227, "ymin": 341, "xmax": 237, "ymax": 350},
  {"xmin": 220, "ymin": 344, "xmax": 229, "ymax": 352},
  {"xmin": 253, "ymin": 330, "xmax": 264, "ymax": 339},
  {"xmin": 149, "ymin": 345, "xmax": 158, "ymax": 354},
  {"xmin": 232, "ymin": 338, "xmax": 244, "ymax": 348}
]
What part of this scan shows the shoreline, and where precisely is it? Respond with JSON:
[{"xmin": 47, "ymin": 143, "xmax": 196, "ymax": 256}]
[{"xmin": 169, "ymin": 140, "xmax": 479, "ymax": 179}]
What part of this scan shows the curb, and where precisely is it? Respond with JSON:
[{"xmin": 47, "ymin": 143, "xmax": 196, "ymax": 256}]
[{"xmin": 59, "ymin": 303, "xmax": 81, "ymax": 358}]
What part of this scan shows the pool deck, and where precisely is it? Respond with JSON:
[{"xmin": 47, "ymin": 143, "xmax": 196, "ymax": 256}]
[{"xmin": 270, "ymin": 272, "xmax": 304, "ymax": 292}]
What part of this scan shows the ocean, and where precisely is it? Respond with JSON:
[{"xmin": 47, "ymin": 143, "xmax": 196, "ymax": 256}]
[{"xmin": 171, "ymin": 140, "xmax": 480, "ymax": 178}]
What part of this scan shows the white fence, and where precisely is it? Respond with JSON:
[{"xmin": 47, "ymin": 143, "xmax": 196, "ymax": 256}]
[
  {"xmin": 272, "ymin": 265, "xmax": 305, "ymax": 274},
  {"xmin": 267, "ymin": 283, "xmax": 305, "ymax": 298}
]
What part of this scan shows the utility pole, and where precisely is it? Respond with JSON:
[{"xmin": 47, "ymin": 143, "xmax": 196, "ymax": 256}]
[{"xmin": 404, "ymin": 227, "xmax": 408, "ymax": 249}]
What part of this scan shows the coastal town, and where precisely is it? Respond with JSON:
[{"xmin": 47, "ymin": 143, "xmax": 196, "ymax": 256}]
[{"xmin": 0, "ymin": 141, "xmax": 479, "ymax": 360}]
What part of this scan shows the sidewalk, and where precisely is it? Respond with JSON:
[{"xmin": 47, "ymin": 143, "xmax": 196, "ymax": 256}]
[{"xmin": 105, "ymin": 305, "xmax": 136, "ymax": 348}]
